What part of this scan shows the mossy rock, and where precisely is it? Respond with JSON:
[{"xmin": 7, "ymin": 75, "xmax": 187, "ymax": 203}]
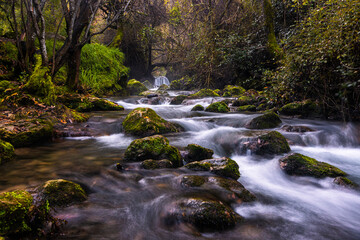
[
  {"xmin": 205, "ymin": 102, "xmax": 230, "ymax": 113},
  {"xmin": 0, "ymin": 121, "xmax": 53, "ymax": 147},
  {"xmin": 0, "ymin": 190, "xmax": 33, "ymax": 235},
  {"xmin": 281, "ymin": 125, "xmax": 314, "ymax": 132},
  {"xmin": 246, "ymin": 112, "xmax": 282, "ymax": 129},
  {"xmin": 185, "ymin": 157, "xmax": 240, "ymax": 180},
  {"xmin": 169, "ymin": 76, "xmax": 196, "ymax": 90},
  {"xmin": 279, "ymin": 153, "xmax": 347, "ymax": 178},
  {"xmin": 158, "ymin": 84, "xmax": 170, "ymax": 91},
  {"xmin": 170, "ymin": 95, "xmax": 187, "ymax": 105},
  {"xmin": 333, "ymin": 177, "xmax": 357, "ymax": 188},
  {"xmin": 183, "ymin": 144, "xmax": 214, "ymax": 163},
  {"xmin": 90, "ymin": 98, "xmax": 124, "ymax": 111},
  {"xmin": 237, "ymin": 105, "xmax": 256, "ymax": 112},
  {"xmin": 124, "ymin": 135, "xmax": 182, "ymax": 167},
  {"xmin": 232, "ymin": 95, "xmax": 256, "ymax": 107},
  {"xmin": 161, "ymin": 197, "xmax": 241, "ymax": 232},
  {"xmin": 180, "ymin": 175, "xmax": 207, "ymax": 187},
  {"xmin": 141, "ymin": 159, "xmax": 173, "ymax": 169},
  {"xmin": 37, "ymin": 179, "xmax": 87, "ymax": 207},
  {"xmin": 222, "ymin": 85, "xmax": 246, "ymax": 97},
  {"xmin": 122, "ymin": 108, "xmax": 180, "ymax": 137},
  {"xmin": 190, "ymin": 89, "xmax": 220, "ymax": 98},
  {"xmin": 279, "ymin": 100, "xmax": 319, "ymax": 117},
  {"xmin": 0, "ymin": 140, "xmax": 15, "ymax": 164},
  {"xmin": 191, "ymin": 104, "xmax": 205, "ymax": 111},
  {"xmin": 139, "ymin": 90, "xmax": 169, "ymax": 97},
  {"xmin": 58, "ymin": 95, "xmax": 124, "ymax": 112},
  {"xmin": 127, "ymin": 79, "xmax": 147, "ymax": 95},
  {"xmin": 242, "ymin": 131, "xmax": 290, "ymax": 155}
]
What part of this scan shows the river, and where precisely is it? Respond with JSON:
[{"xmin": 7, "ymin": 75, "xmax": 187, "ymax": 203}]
[{"xmin": 1, "ymin": 93, "xmax": 359, "ymax": 240}]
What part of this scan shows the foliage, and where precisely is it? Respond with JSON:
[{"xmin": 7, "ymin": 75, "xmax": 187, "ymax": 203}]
[{"xmin": 80, "ymin": 44, "xmax": 129, "ymax": 95}]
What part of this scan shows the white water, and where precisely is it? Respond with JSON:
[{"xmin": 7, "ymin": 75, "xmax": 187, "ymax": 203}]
[{"xmin": 154, "ymin": 76, "xmax": 170, "ymax": 87}]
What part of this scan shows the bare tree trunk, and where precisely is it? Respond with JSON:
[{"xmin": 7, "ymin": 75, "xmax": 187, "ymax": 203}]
[{"xmin": 66, "ymin": 47, "xmax": 82, "ymax": 89}]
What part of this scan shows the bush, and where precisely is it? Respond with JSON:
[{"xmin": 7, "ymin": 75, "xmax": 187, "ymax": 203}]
[{"xmin": 80, "ymin": 44, "xmax": 129, "ymax": 95}]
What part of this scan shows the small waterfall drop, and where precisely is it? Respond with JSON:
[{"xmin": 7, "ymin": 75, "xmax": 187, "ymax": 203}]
[{"xmin": 154, "ymin": 76, "xmax": 170, "ymax": 87}]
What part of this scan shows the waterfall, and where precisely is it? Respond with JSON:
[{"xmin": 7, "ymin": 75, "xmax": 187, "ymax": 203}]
[{"xmin": 154, "ymin": 76, "xmax": 170, "ymax": 87}]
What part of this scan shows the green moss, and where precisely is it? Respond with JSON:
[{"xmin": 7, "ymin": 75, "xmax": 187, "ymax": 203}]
[
  {"xmin": 209, "ymin": 177, "xmax": 256, "ymax": 202},
  {"xmin": 185, "ymin": 162, "xmax": 212, "ymax": 171},
  {"xmin": 38, "ymin": 179, "xmax": 87, "ymax": 207},
  {"xmin": 70, "ymin": 110, "xmax": 89, "ymax": 122},
  {"xmin": 191, "ymin": 104, "xmax": 205, "ymax": 111},
  {"xmin": 122, "ymin": 108, "xmax": 180, "ymax": 136},
  {"xmin": 333, "ymin": 177, "xmax": 357, "ymax": 188},
  {"xmin": 24, "ymin": 55, "xmax": 56, "ymax": 105},
  {"xmin": 124, "ymin": 135, "xmax": 182, "ymax": 167},
  {"xmin": 158, "ymin": 84, "xmax": 169, "ymax": 91},
  {"xmin": 141, "ymin": 159, "xmax": 173, "ymax": 169},
  {"xmin": 0, "ymin": 140, "xmax": 15, "ymax": 164},
  {"xmin": 237, "ymin": 105, "xmax": 256, "ymax": 112},
  {"xmin": 58, "ymin": 94, "xmax": 124, "ymax": 112},
  {"xmin": 127, "ymin": 79, "xmax": 147, "ymax": 95},
  {"xmin": 170, "ymin": 95, "xmax": 187, "ymax": 105},
  {"xmin": 184, "ymin": 144, "xmax": 213, "ymax": 163},
  {"xmin": 222, "ymin": 85, "xmax": 246, "ymax": 97},
  {"xmin": 254, "ymin": 131, "xmax": 290, "ymax": 155},
  {"xmin": 279, "ymin": 153, "xmax": 347, "ymax": 178},
  {"xmin": 263, "ymin": 0, "xmax": 282, "ymax": 58},
  {"xmin": 181, "ymin": 175, "xmax": 206, "ymax": 187},
  {"xmin": 0, "ymin": 190, "xmax": 33, "ymax": 235},
  {"xmin": 169, "ymin": 76, "xmax": 196, "ymax": 90},
  {"xmin": 247, "ymin": 112, "xmax": 282, "ymax": 129},
  {"xmin": 205, "ymin": 102, "xmax": 230, "ymax": 113},
  {"xmin": 190, "ymin": 89, "xmax": 220, "ymax": 98},
  {"xmin": 279, "ymin": 100, "xmax": 319, "ymax": 117}
]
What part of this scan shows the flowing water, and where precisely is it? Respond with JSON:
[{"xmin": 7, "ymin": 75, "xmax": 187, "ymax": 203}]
[
  {"xmin": 1, "ymin": 93, "xmax": 360, "ymax": 240},
  {"xmin": 154, "ymin": 76, "xmax": 170, "ymax": 87}
]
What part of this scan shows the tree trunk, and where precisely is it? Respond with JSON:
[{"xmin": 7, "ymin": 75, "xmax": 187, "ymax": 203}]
[{"xmin": 66, "ymin": 47, "xmax": 82, "ymax": 90}]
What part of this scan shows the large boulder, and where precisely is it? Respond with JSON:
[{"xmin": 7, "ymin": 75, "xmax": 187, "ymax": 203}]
[
  {"xmin": 0, "ymin": 140, "xmax": 15, "ymax": 164},
  {"xmin": 169, "ymin": 76, "xmax": 196, "ymax": 91},
  {"xmin": 122, "ymin": 108, "xmax": 180, "ymax": 137},
  {"xmin": 141, "ymin": 159, "xmax": 173, "ymax": 169},
  {"xmin": 237, "ymin": 105, "xmax": 256, "ymax": 112},
  {"xmin": 127, "ymin": 79, "xmax": 147, "ymax": 95},
  {"xmin": 205, "ymin": 102, "xmax": 230, "ymax": 113},
  {"xmin": 183, "ymin": 144, "xmax": 214, "ymax": 163},
  {"xmin": 161, "ymin": 197, "xmax": 240, "ymax": 232},
  {"xmin": 170, "ymin": 95, "xmax": 187, "ymax": 105},
  {"xmin": 58, "ymin": 94, "xmax": 124, "ymax": 112},
  {"xmin": 185, "ymin": 157, "xmax": 240, "ymax": 180},
  {"xmin": 124, "ymin": 135, "xmax": 182, "ymax": 167},
  {"xmin": 242, "ymin": 131, "xmax": 290, "ymax": 155},
  {"xmin": 189, "ymin": 89, "xmax": 220, "ymax": 98},
  {"xmin": 279, "ymin": 100, "xmax": 319, "ymax": 117},
  {"xmin": 37, "ymin": 179, "xmax": 87, "ymax": 207},
  {"xmin": 246, "ymin": 112, "xmax": 282, "ymax": 129},
  {"xmin": 222, "ymin": 85, "xmax": 246, "ymax": 97},
  {"xmin": 191, "ymin": 104, "xmax": 204, "ymax": 111},
  {"xmin": 279, "ymin": 153, "xmax": 347, "ymax": 178}
]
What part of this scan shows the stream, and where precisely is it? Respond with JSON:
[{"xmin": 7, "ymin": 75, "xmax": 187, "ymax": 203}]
[{"xmin": 1, "ymin": 93, "xmax": 360, "ymax": 240}]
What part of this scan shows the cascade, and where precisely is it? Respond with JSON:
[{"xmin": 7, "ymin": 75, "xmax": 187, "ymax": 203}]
[{"xmin": 154, "ymin": 76, "xmax": 170, "ymax": 87}]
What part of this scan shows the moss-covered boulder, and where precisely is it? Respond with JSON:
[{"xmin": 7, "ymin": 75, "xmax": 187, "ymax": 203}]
[
  {"xmin": 183, "ymin": 144, "xmax": 214, "ymax": 163},
  {"xmin": 0, "ymin": 140, "xmax": 15, "ymax": 164},
  {"xmin": 161, "ymin": 197, "xmax": 240, "ymax": 231},
  {"xmin": 279, "ymin": 100, "xmax": 319, "ymax": 117},
  {"xmin": 190, "ymin": 89, "xmax": 220, "ymax": 98},
  {"xmin": 180, "ymin": 175, "xmax": 207, "ymax": 187},
  {"xmin": 222, "ymin": 85, "xmax": 246, "ymax": 97},
  {"xmin": 279, "ymin": 153, "xmax": 347, "ymax": 178},
  {"xmin": 242, "ymin": 131, "xmax": 290, "ymax": 155},
  {"xmin": 141, "ymin": 159, "xmax": 173, "ymax": 169},
  {"xmin": 237, "ymin": 105, "xmax": 256, "ymax": 112},
  {"xmin": 246, "ymin": 112, "xmax": 282, "ymax": 129},
  {"xmin": 233, "ymin": 95, "xmax": 255, "ymax": 107},
  {"xmin": 333, "ymin": 177, "xmax": 357, "ymax": 188},
  {"xmin": 158, "ymin": 84, "xmax": 170, "ymax": 91},
  {"xmin": 191, "ymin": 104, "xmax": 205, "ymax": 111},
  {"xmin": 124, "ymin": 135, "xmax": 182, "ymax": 167},
  {"xmin": 0, "ymin": 190, "xmax": 34, "ymax": 235},
  {"xmin": 127, "ymin": 79, "xmax": 147, "ymax": 95},
  {"xmin": 0, "ymin": 121, "xmax": 53, "ymax": 147},
  {"xmin": 37, "ymin": 179, "xmax": 87, "ymax": 207},
  {"xmin": 169, "ymin": 76, "xmax": 196, "ymax": 90},
  {"xmin": 58, "ymin": 94, "xmax": 124, "ymax": 112},
  {"xmin": 122, "ymin": 108, "xmax": 180, "ymax": 136},
  {"xmin": 185, "ymin": 157, "xmax": 240, "ymax": 180},
  {"xmin": 170, "ymin": 95, "xmax": 187, "ymax": 105},
  {"xmin": 205, "ymin": 102, "xmax": 230, "ymax": 113}
]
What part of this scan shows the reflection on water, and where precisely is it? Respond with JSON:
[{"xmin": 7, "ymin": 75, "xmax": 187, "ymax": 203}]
[{"xmin": 1, "ymin": 95, "xmax": 360, "ymax": 240}]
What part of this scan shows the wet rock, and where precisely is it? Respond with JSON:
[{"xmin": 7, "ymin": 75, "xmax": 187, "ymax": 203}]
[
  {"xmin": 189, "ymin": 89, "xmax": 220, "ymax": 98},
  {"xmin": 127, "ymin": 79, "xmax": 147, "ymax": 95},
  {"xmin": 116, "ymin": 163, "xmax": 124, "ymax": 171},
  {"xmin": 333, "ymin": 176, "xmax": 357, "ymax": 188},
  {"xmin": 205, "ymin": 102, "xmax": 230, "ymax": 113},
  {"xmin": 137, "ymin": 96, "xmax": 168, "ymax": 105},
  {"xmin": 170, "ymin": 95, "xmax": 188, "ymax": 105},
  {"xmin": 279, "ymin": 100, "xmax": 320, "ymax": 117},
  {"xmin": 184, "ymin": 157, "xmax": 240, "ymax": 180},
  {"xmin": 142, "ymin": 80, "xmax": 153, "ymax": 89},
  {"xmin": 222, "ymin": 85, "xmax": 246, "ymax": 97},
  {"xmin": 237, "ymin": 105, "xmax": 256, "ymax": 112},
  {"xmin": 183, "ymin": 144, "xmax": 214, "ymax": 163},
  {"xmin": 281, "ymin": 125, "xmax": 314, "ymax": 132},
  {"xmin": 124, "ymin": 135, "xmax": 182, "ymax": 167},
  {"xmin": 161, "ymin": 197, "xmax": 241, "ymax": 232},
  {"xmin": 58, "ymin": 94, "xmax": 124, "ymax": 112},
  {"xmin": 191, "ymin": 104, "xmax": 204, "ymax": 111},
  {"xmin": 141, "ymin": 159, "xmax": 174, "ymax": 169},
  {"xmin": 242, "ymin": 131, "xmax": 290, "ymax": 155},
  {"xmin": 279, "ymin": 153, "xmax": 347, "ymax": 178},
  {"xmin": 146, "ymin": 93, "xmax": 158, "ymax": 98},
  {"xmin": 246, "ymin": 112, "xmax": 282, "ymax": 129},
  {"xmin": 169, "ymin": 76, "xmax": 196, "ymax": 91},
  {"xmin": 122, "ymin": 108, "xmax": 180, "ymax": 136},
  {"xmin": 139, "ymin": 90, "xmax": 169, "ymax": 97},
  {"xmin": 180, "ymin": 175, "xmax": 207, "ymax": 187},
  {"xmin": 158, "ymin": 84, "xmax": 170, "ymax": 91},
  {"xmin": 0, "ymin": 140, "xmax": 15, "ymax": 164},
  {"xmin": 37, "ymin": 179, "xmax": 87, "ymax": 207}
]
